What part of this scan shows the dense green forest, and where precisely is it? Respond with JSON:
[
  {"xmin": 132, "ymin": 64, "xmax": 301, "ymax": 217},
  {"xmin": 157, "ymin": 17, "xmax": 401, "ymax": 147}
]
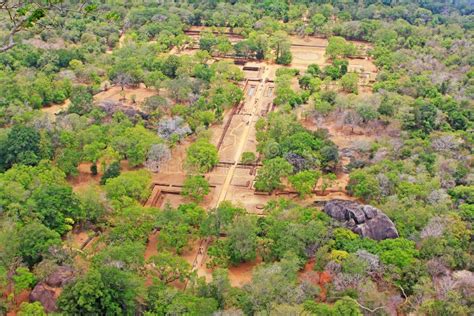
[{"xmin": 0, "ymin": 0, "xmax": 472, "ymax": 315}]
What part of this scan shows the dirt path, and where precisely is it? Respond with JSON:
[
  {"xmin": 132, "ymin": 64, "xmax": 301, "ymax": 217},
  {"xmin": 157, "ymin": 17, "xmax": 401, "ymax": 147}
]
[
  {"xmin": 145, "ymin": 231, "xmax": 160, "ymax": 260},
  {"xmin": 187, "ymin": 67, "xmax": 275, "ymax": 285},
  {"xmin": 217, "ymin": 67, "xmax": 270, "ymax": 203},
  {"xmin": 41, "ymin": 99, "xmax": 70, "ymax": 118},
  {"xmin": 106, "ymin": 31, "xmax": 125, "ymax": 54}
]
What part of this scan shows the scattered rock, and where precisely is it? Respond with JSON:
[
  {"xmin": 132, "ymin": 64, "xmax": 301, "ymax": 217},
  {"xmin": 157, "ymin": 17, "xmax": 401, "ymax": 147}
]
[
  {"xmin": 45, "ymin": 266, "xmax": 75, "ymax": 288},
  {"xmin": 29, "ymin": 283, "xmax": 58, "ymax": 313},
  {"xmin": 30, "ymin": 266, "xmax": 75, "ymax": 312},
  {"xmin": 323, "ymin": 199, "xmax": 399, "ymax": 240},
  {"xmin": 371, "ymin": 148, "xmax": 388, "ymax": 163}
]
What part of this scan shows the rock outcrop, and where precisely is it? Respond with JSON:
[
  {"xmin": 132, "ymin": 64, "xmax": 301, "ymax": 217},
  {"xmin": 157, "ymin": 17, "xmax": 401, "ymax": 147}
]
[
  {"xmin": 323, "ymin": 199, "xmax": 399, "ymax": 240},
  {"xmin": 30, "ymin": 283, "xmax": 58, "ymax": 312},
  {"xmin": 30, "ymin": 266, "xmax": 75, "ymax": 312}
]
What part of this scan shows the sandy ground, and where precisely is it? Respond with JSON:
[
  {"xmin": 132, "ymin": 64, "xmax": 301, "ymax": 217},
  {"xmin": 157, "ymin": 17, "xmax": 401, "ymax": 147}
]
[
  {"xmin": 301, "ymin": 114, "xmax": 389, "ymax": 149},
  {"xmin": 180, "ymin": 27, "xmax": 377, "ymax": 83},
  {"xmin": 41, "ymin": 99, "xmax": 70, "ymax": 118},
  {"xmin": 145, "ymin": 231, "xmax": 160, "ymax": 260},
  {"xmin": 41, "ymin": 85, "xmax": 157, "ymax": 121},
  {"xmin": 94, "ymin": 85, "xmax": 157, "ymax": 108},
  {"xmin": 228, "ymin": 258, "xmax": 261, "ymax": 287},
  {"xmin": 67, "ymin": 160, "xmax": 136, "ymax": 192},
  {"xmin": 181, "ymin": 239, "xmax": 213, "ymax": 282},
  {"xmin": 289, "ymin": 35, "xmax": 377, "ymax": 83}
]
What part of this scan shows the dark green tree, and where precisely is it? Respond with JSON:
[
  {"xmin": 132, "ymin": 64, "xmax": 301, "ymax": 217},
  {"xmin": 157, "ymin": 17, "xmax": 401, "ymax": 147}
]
[
  {"xmin": 58, "ymin": 267, "xmax": 143, "ymax": 315},
  {"xmin": 1, "ymin": 125, "xmax": 41, "ymax": 170},
  {"xmin": 17, "ymin": 222, "xmax": 61, "ymax": 267},
  {"xmin": 100, "ymin": 161, "xmax": 121, "ymax": 185},
  {"xmin": 68, "ymin": 86, "xmax": 93, "ymax": 115}
]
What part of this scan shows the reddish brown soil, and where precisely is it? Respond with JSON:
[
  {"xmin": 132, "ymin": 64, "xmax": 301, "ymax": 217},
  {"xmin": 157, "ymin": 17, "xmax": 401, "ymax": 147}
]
[
  {"xmin": 67, "ymin": 231, "xmax": 90, "ymax": 249},
  {"xmin": 299, "ymin": 260, "xmax": 332, "ymax": 302},
  {"xmin": 40, "ymin": 99, "xmax": 70, "ymax": 117},
  {"xmin": 228, "ymin": 258, "xmax": 262, "ymax": 287},
  {"xmin": 181, "ymin": 239, "xmax": 213, "ymax": 282},
  {"xmin": 67, "ymin": 160, "xmax": 136, "ymax": 192},
  {"xmin": 94, "ymin": 85, "xmax": 157, "ymax": 108},
  {"xmin": 5, "ymin": 290, "xmax": 31, "ymax": 316},
  {"xmin": 145, "ymin": 231, "xmax": 160, "ymax": 260}
]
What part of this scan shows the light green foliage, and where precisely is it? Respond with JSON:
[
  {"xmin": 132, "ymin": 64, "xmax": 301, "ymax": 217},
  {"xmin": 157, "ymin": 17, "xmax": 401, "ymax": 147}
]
[
  {"xmin": 0, "ymin": 2, "xmax": 472, "ymax": 315},
  {"xmin": 207, "ymin": 240, "xmax": 231, "ymax": 268},
  {"xmin": 112, "ymin": 125, "xmax": 161, "ymax": 167},
  {"xmin": 107, "ymin": 206, "xmax": 157, "ymax": 244},
  {"xmin": 82, "ymin": 141, "xmax": 106, "ymax": 164},
  {"xmin": 289, "ymin": 170, "xmax": 321, "ymax": 198},
  {"xmin": 185, "ymin": 139, "xmax": 219, "ymax": 173},
  {"xmin": 13, "ymin": 267, "xmax": 36, "ymax": 294},
  {"xmin": 159, "ymin": 222, "xmax": 191, "ymax": 255},
  {"xmin": 209, "ymin": 82, "xmax": 244, "ymax": 110},
  {"xmin": 449, "ymin": 185, "xmax": 474, "ymax": 204},
  {"xmin": 0, "ymin": 162, "xmax": 67, "ymax": 215},
  {"xmin": 68, "ymin": 86, "xmax": 93, "ymax": 115},
  {"xmin": 28, "ymin": 183, "xmax": 82, "ymax": 234},
  {"xmin": 324, "ymin": 59, "xmax": 348, "ymax": 80},
  {"xmin": 105, "ymin": 170, "xmax": 151, "ymax": 204},
  {"xmin": 18, "ymin": 302, "xmax": 47, "ymax": 316},
  {"xmin": 147, "ymin": 251, "xmax": 191, "ymax": 284},
  {"xmin": 146, "ymin": 282, "xmax": 217, "ymax": 315},
  {"xmin": 340, "ymin": 72, "xmax": 359, "ymax": 94},
  {"xmin": 347, "ymin": 170, "xmax": 381, "ymax": 201},
  {"xmin": 311, "ymin": 13, "xmax": 327, "ymax": 29},
  {"xmin": 261, "ymin": 200, "xmax": 330, "ymax": 261},
  {"xmin": 182, "ymin": 175, "xmax": 210, "ymax": 202},
  {"xmin": 210, "ymin": 61, "xmax": 244, "ymax": 82},
  {"xmin": 165, "ymin": 291, "xmax": 218, "ymax": 315},
  {"xmin": 254, "ymin": 157, "xmax": 293, "ymax": 192},
  {"xmin": 241, "ymin": 151, "xmax": 256, "ymax": 164},
  {"xmin": 200, "ymin": 201, "xmax": 246, "ymax": 237},
  {"xmin": 77, "ymin": 185, "xmax": 107, "ymax": 224},
  {"xmin": 92, "ymin": 241, "xmax": 145, "ymax": 272},
  {"xmin": 357, "ymin": 104, "xmax": 379, "ymax": 123},
  {"xmin": 157, "ymin": 203, "xmax": 205, "ymax": 254},
  {"xmin": 326, "ymin": 36, "xmax": 357, "ymax": 59},
  {"xmin": 256, "ymin": 112, "xmax": 338, "ymax": 171},
  {"xmin": 274, "ymin": 73, "xmax": 305, "ymax": 107},
  {"xmin": 377, "ymin": 238, "xmax": 418, "ymax": 269}
]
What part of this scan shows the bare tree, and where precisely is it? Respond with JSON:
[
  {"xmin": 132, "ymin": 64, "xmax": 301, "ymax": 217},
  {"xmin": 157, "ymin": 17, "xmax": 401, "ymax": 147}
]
[
  {"xmin": 343, "ymin": 110, "xmax": 362, "ymax": 133},
  {"xmin": 0, "ymin": 0, "xmax": 92, "ymax": 52},
  {"xmin": 420, "ymin": 216, "xmax": 446, "ymax": 239},
  {"xmin": 157, "ymin": 116, "xmax": 191, "ymax": 141},
  {"xmin": 113, "ymin": 73, "xmax": 133, "ymax": 92},
  {"xmin": 145, "ymin": 143, "xmax": 171, "ymax": 172}
]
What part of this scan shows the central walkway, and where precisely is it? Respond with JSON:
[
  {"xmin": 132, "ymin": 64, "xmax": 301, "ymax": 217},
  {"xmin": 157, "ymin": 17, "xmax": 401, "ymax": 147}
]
[
  {"xmin": 189, "ymin": 67, "xmax": 270, "ymax": 280},
  {"xmin": 217, "ymin": 67, "xmax": 269, "ymax": 203}
]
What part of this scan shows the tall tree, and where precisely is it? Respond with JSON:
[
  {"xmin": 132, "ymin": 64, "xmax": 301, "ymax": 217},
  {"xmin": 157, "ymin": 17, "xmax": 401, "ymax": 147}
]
[{"xmin": 0, "ymin": 125, "xmax": 41, "ymax": 170}]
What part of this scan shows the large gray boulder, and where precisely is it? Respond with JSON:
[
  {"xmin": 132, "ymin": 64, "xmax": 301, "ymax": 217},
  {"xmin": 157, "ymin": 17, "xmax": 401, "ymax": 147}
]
[{"xmin": 324, "ymin": 200, "xmax": 399, "ymax": 240}]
